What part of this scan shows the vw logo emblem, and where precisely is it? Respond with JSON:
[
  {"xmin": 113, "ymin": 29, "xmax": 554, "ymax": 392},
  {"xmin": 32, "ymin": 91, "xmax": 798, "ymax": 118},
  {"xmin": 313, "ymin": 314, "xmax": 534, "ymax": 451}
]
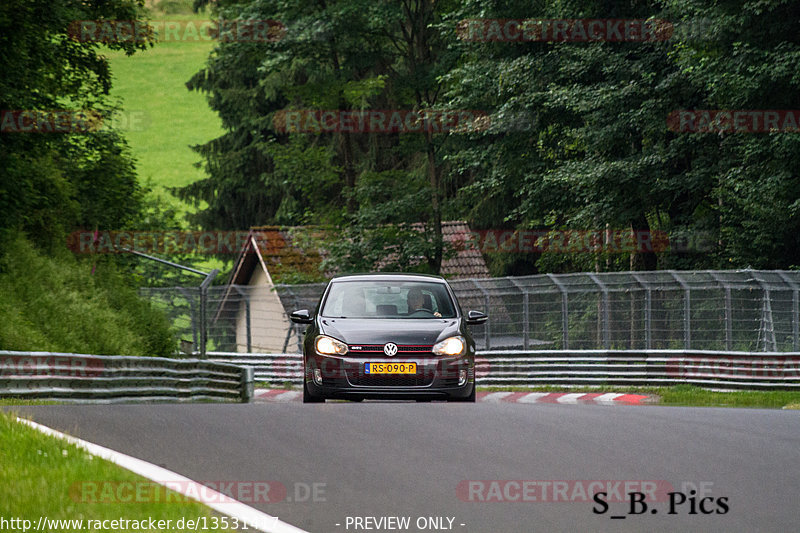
[{"xmin": 383, "ymin": 343, "xmax": 398, "ymax": 356}]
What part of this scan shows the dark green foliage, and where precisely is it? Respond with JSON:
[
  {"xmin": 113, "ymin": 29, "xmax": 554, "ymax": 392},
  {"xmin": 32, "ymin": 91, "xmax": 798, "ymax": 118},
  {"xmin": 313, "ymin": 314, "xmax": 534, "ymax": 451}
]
[
  {"xmin": 183, "ymin": 0, "xmax": 800, "ymax": 275},
  {"xmin": 0, "ymin": 0, "xmax": 179, "ymax": 352},
  {"xmin": 0, "ymin": 0, "xmax": 151, "ymax": 249}
]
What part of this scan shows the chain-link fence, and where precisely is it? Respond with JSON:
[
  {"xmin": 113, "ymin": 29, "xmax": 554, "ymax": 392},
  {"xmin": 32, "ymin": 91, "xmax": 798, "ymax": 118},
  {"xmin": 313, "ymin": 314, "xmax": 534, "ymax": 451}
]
[{"xmin": 141, "ymin": 270, "xmax": 800, "ymax": 354}]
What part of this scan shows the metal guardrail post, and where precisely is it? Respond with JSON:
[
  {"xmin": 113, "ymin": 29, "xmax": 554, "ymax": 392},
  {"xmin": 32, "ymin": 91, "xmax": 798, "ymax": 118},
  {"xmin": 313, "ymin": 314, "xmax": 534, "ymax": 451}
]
[
  {"xmin": 240, "ymin": 366, "xmax": 254, "ymax": 403},
  {"xmin": 587, "ymin": 273, "xmax": 610, "ymax": 349},
  {"xmin": 232, "ymin": 286, "xmax": 252, "ymax": 352},
  {"xmin": 547, "ymin": 274, "xmax": 569, "ymax": 349}
]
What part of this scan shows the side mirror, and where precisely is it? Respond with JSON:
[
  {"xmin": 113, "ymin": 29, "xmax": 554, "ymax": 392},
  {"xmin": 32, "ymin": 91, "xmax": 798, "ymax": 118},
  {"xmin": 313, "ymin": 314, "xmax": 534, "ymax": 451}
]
[
  {"xmin": 289, "ymin": 309, "xmax": 314, "ymax": 324},
  {"xmin": 465, "ymin": 310, "xmax": 488, "ymax": 325}
]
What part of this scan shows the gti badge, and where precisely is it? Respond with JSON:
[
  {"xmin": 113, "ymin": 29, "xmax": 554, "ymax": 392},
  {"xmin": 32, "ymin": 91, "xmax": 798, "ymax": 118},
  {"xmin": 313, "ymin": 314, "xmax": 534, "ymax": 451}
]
[{"xmin": 383, "ymin": 343, "xmax": 398, "ymax": 356}]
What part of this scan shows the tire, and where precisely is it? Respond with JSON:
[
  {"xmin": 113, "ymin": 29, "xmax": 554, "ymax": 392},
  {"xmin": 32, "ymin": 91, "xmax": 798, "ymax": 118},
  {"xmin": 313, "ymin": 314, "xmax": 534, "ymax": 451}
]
[
  {"xmin": 303, "ymin": 380, "xmax": 324, "ymax": 403},
  {"xmin": 449, "ymin": 384, "xmax": 476, "ymax": 403}
]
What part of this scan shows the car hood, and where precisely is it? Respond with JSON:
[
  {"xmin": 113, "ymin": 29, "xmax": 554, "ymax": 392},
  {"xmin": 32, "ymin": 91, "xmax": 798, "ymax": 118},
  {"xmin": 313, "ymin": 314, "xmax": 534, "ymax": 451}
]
[{"xmin": 318, "ymin": 318, "xmax": 460, "ymax": 345}]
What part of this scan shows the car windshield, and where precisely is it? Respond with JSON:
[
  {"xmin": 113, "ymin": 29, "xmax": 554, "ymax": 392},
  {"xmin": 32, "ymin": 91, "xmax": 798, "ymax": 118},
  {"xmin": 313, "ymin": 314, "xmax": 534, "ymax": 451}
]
[{"xmin": 321, "ymin": 280, "xmax": 457, "ymax": 319}]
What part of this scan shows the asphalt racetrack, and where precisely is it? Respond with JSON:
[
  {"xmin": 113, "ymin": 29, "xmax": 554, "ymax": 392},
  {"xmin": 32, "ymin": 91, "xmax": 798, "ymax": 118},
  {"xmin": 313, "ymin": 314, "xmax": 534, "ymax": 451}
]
[{"xmin": 7, "ymin": 402, "xmax": 799, "ymax": 533}]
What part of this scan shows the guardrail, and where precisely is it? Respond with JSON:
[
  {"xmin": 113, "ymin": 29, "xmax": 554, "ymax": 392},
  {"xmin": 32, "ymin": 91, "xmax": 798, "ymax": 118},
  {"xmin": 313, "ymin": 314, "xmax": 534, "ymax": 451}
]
[
  {"xmin": 209, "ymin": 353, "xmax": 303, "ymax": 385},
  {"xmin": 208, "ymin": 350, "xmax": 800, "ymax": 390},
  {"xmin": 0, "ymin": 351, "xmax": 254, "ymax": 403}
]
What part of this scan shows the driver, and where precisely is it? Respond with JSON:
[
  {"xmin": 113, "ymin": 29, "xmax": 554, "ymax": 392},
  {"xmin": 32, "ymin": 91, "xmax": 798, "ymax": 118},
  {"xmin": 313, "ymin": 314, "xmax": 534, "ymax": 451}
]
[
  {"xmin": 407, "ymin": 288, "xmax": 441, "ymax": 316},
  {"xmin": 407, "ymin": 288, "xmax": 426, "ymax": 313}
]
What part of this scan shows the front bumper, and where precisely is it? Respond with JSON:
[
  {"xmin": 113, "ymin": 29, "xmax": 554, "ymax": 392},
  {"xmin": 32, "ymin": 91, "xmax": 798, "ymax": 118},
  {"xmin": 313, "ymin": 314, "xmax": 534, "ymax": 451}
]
[{"xmin": 304, "ymin": 353, "xmax": 475, "ymax": 400}]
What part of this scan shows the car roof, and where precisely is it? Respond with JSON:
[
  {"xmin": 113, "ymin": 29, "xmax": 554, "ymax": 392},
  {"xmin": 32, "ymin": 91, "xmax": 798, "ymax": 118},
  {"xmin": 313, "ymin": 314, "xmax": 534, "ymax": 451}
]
[{"xmin": 329, "ymin": 272, "xmax": 448, "ymax": 283}]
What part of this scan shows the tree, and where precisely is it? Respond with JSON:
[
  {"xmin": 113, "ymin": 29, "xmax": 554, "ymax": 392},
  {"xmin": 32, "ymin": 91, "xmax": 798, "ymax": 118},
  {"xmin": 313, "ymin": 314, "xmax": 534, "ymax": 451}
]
[{"xmin": 0, "ymin": 0, "xmax": 152, "ymax": 251}]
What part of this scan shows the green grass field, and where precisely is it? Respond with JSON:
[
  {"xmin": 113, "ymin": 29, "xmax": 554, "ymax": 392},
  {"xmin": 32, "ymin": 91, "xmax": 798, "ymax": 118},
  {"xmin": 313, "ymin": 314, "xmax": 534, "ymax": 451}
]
[{"xmin": 104, "ymin": 3, "xmax": 222, "ymax": 215}]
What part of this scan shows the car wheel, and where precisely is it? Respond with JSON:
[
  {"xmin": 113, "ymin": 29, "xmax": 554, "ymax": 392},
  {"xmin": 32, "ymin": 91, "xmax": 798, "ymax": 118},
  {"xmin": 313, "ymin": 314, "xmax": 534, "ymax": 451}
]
[
  {"xmin": 449, "ymin": 385, "xmax": 476, "ymax": 403},
  {"xmin": 303, "ymin": 380, "xmax": 324, "ymax": 403}
]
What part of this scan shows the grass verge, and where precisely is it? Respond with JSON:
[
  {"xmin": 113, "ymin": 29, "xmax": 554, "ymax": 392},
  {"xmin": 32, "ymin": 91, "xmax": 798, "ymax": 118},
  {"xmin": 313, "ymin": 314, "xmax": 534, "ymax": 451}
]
[
  {"xmin": 0, "ymin": 411, "xmax": 232, "ymax": 531},
  {"xmin": 0, "ymin": 236, "xmax": 175, "ymax": 356}
]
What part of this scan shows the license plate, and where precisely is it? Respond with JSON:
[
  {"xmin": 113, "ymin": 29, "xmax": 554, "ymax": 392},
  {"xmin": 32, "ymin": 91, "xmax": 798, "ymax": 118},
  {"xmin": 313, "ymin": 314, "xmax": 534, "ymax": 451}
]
[{"xmin": 364, "ymin": 362, "xmax": 417, "ymax": 374}]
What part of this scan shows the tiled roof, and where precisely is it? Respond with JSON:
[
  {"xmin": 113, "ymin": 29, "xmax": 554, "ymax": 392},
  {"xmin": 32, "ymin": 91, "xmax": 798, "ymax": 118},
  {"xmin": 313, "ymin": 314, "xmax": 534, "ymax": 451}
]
[
  {"xmin": 440, "ymin": 221, "xmax": 491, "ymax": 279},
  {"xmin": 229, "ymin": 221, "xmax": 489, "ymax": 285}
]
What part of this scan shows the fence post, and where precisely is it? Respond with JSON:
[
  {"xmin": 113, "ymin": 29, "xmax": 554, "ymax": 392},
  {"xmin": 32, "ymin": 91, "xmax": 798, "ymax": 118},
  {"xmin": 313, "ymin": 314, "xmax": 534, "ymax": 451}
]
[
  {"xmin": 281, "ymin": 286, "xmax": 304, "ymax": 353},
  {"xmin": 199, "ymin": 269, "xmax": 220, "ymax": 359},
  {"xmin": 523, "ymin": 292, "xmax": 530, "ymax": 350},
  {"xmin": 669, "ymin": 271, "xmax": 691, "ymax": 349},
  {"xmin": 587, "ymin": 273, "xmax": 610, "ymax": 349},
  {"xmin": 777, "ymin": 271, "xmax": 799, "ymax": 351},
  {"xmin": 472, "ymin": 280, "xmax": 491, "ymax": 350},
  {"xmin": 177, "ymin": 287, "xmax": 199, "ymax": 352},
  {"xmin": 509, "ymin": 279, "xmax": 529, "ymax": 350},
  {"xmin": 547, "ymin": 274, "xmax": 569, "ymax": 349},
  {"xmin": 751, "ymin": 271, "xmax": 777, "ymax": 352},
  {"xmin": 724, "ymin": 287, "xmax": 732, "ymax": 350},
  {"xmin": 709, "ymin": 271, "xmax": 732, "ymax": 350},
  {"xmin": 631, "ymin": 273, "xmax": 650, "ymax": 350}
]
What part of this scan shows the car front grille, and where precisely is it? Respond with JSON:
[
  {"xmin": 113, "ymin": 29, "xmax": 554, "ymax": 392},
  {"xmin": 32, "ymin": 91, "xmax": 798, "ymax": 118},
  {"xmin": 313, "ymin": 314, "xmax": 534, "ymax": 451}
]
[
  {"xmin": 347, "ymin": 345, "xmax": 433, "ymax": 356},
  {"xmin": 346, "ymin": 369, "xmax": 434, "ymax": 387},
  {"xmin": 324, "ymin": 375, "xmax": 350, "ymax": 387}
]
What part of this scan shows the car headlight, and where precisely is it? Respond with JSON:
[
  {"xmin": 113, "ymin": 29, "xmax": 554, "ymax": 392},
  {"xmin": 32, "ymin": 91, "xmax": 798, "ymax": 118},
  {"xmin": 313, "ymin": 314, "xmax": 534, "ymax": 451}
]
[
  {"xmin": 315, "ymin": 335, "xmax": 348, "ymax": 355},
  {"xmin": 432, "ymin": 336, "xmax": 465, "ymax": 356}
]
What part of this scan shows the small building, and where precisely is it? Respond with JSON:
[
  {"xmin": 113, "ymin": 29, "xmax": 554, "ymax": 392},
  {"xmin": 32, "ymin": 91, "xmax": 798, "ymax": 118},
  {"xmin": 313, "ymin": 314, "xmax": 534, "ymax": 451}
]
[{"xmin": 214, "ymin": 222, "xmax": 490, "ymax": 353}]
